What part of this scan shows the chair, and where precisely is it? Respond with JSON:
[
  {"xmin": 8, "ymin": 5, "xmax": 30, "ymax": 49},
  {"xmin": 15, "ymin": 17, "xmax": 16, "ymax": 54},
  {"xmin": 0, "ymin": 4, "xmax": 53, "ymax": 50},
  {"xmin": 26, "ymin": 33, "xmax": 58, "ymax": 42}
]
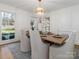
[
  {"xmin": 30, "ymin": 30, "xmax": 49, "ymax": 59},
  {"xmin": 20, "ymin": 29, "xmax": 31, "ymax": 52},
  {"xmin": 49, "ymin": 31, "xmax": 75, "ymax": 59}
]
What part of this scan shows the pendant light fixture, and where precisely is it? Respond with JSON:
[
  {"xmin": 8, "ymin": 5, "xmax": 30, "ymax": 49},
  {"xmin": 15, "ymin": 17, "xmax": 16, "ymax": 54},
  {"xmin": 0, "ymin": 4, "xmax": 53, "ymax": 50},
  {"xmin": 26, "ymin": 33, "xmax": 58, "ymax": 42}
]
[{"xmin": 35, "ymin": 0, "xmax": 45, "ymax": 15}]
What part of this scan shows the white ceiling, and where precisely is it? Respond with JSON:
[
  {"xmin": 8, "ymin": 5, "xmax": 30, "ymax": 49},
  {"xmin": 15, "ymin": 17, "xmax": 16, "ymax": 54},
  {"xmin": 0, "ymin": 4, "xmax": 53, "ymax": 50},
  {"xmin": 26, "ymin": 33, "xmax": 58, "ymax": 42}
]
[{"xmin": 0, "ymin": 0, "xmax": 79, "ymax": 13}]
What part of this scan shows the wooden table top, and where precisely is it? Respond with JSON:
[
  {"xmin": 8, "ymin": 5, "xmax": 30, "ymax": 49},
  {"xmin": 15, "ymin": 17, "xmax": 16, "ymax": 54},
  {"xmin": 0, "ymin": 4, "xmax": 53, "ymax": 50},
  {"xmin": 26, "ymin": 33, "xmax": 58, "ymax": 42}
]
[{"xmin": 41, "ymin": 35, "xmax": 67, "ymax": 45}]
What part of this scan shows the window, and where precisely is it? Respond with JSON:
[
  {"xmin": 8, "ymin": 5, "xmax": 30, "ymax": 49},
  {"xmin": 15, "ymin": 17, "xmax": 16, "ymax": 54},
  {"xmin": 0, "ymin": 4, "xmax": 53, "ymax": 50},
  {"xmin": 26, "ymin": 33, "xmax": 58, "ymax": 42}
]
[{"xmin": 1, "ymin": 11, "xmax": 15, "ymax": 40}]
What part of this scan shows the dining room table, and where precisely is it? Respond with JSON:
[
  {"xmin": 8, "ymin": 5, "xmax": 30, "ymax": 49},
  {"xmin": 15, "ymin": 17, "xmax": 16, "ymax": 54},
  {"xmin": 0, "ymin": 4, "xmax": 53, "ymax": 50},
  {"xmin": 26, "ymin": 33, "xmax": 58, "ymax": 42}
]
[{"xmin": 41, "ymin": 34, "xmax": 68, "ymax": 45}]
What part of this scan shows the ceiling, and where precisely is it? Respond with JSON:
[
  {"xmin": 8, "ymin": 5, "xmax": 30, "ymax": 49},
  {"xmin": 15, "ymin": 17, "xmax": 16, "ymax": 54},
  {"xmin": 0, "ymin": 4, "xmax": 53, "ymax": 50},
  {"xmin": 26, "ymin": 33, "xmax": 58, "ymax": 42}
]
[{"xmin": 0, "ymin": 0, "xmax": 79, "ymax": 13}]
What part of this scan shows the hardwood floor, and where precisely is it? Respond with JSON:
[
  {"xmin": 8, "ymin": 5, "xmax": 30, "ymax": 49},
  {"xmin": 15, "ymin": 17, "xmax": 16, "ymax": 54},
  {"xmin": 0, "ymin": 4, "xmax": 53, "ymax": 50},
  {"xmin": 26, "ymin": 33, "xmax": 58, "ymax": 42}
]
[
  {"xmin": 0, "ymin": 46, "xmax": 2, "ymax": 59},
  {"xmin": 0, "ymin": 45, "xmax": 14, "ymax": 59}
]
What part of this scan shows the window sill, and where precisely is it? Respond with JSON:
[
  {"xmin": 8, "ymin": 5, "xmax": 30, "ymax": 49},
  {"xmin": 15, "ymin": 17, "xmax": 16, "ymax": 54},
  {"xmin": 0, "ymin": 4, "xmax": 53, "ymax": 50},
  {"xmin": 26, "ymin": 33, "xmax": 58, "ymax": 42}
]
[{"xmin": 0, "ymin": 39, "xmax": 20, "ymax": 46}]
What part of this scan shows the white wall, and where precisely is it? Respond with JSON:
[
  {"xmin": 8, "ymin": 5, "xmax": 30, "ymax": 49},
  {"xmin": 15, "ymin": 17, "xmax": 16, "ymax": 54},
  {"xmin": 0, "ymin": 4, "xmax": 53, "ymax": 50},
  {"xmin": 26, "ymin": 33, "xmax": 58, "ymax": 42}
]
[
  {"xmin": 0, "ymin": 3, "xmax": 31, "ymax": 40},
  {"xmin": 49, "ymin": 4, "xmax": 79, "ymax": 43},
  {"xmin": 49, "ymin": 5, "xmax": 79, "ymax": 32}
]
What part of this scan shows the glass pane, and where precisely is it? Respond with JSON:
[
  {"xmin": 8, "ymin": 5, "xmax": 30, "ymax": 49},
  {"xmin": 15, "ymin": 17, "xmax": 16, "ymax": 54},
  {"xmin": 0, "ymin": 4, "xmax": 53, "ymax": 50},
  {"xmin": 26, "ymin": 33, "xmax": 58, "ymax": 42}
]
[{"xmin": 1, "ymin": 11, "xmax": 15, "ymax": 40}]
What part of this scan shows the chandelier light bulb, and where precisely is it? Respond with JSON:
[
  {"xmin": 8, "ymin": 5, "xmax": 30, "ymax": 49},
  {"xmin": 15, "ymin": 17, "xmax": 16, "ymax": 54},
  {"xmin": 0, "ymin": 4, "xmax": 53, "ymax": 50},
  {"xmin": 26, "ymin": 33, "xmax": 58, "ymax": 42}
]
[{"xmin": 35, "ymin": 7, "xmax": 45, "ymax": 15}]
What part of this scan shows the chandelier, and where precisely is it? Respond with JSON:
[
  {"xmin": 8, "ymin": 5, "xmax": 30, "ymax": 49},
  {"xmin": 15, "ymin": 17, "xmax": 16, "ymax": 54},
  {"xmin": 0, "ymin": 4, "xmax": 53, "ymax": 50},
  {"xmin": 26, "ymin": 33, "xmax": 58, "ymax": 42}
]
[{"xmin": 35, "ymin": 0, "xmax": 45, "ymax": 15}]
